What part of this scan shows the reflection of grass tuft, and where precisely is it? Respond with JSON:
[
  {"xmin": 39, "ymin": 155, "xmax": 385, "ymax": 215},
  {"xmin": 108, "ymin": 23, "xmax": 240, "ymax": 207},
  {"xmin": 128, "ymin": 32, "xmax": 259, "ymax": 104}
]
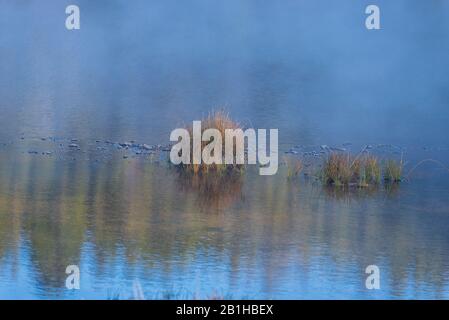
[
  {"xmin": 176, "ymin": 169, "xmax": 243, "ymax": 210},
  {"xmin": 323, "ymin": 184, "xmax": 379, "ymax": 200}
]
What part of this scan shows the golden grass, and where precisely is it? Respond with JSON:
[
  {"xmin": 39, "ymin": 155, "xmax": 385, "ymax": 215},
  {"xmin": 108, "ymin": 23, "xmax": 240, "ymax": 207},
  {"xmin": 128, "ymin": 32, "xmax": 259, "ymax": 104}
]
[
  {"xmin": 321, "ymin": 153, "xmax": 353, "ymax": 186},
  {"xmin": 358, "ymin": 155, "xmax": 381, "ymax": 186},
  {"xmin": 365, "ymin": 156, "xmax": 381, "ymax": 183},
  {"xmin": 320, "ymin": 153, "xmax": 381, "ymax": 187},
  {"xmin": 284, "ymin": 156, "xmax": 303, "ymax": 179},
  {"xmin": 181, "ymin": 110, "xmax": 244, "ymax": 174},
  {"xmin": 383, "ymin": 159, "xmax": 403, "ymax": 182}
]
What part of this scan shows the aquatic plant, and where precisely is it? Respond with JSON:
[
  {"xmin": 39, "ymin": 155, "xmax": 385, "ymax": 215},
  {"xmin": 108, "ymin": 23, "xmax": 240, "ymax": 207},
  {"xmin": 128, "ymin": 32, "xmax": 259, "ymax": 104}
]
[
  {"xmin": 383, "ymin": 159, "xmax": 403, "ymax": 182},
  {"xmin": 320, "ymin": 153, "xmax": 381, "ymax": 187},
  {"xmin": 284, "ymin": 156, "xmax": 303, "ymax": 179},
  {"xmin": 320, "ymin": 153, "xmax": 354, "ymax": 186},
  {"xmin": 358, "ymin": 155, "xmax": 381, "ymax": 186},
  {"xmin": 179, "ymin": 110, "xmax": 244, "ymax": 174}
]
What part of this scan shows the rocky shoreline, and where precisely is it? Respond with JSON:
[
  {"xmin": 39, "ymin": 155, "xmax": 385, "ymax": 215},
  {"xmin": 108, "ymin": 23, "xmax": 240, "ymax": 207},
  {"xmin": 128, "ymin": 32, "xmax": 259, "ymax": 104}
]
[{"xmin": 0, "ymin": 135, "xmax": 447, "ymax": 165}]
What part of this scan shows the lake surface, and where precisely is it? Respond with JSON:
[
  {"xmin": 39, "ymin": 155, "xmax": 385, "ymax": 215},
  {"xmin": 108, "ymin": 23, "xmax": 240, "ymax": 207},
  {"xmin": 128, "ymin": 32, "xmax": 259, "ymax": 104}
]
[{"xmin": 1, "ymin": 0, "xmax": 449, "ymax": 299}]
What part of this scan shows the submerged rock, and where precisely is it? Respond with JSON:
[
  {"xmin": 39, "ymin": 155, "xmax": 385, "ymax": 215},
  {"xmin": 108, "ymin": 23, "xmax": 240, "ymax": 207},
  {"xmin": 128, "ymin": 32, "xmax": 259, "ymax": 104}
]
[
  {"xmin": 329, "ymin": 147, "xmax": 346, "ymax": 152},
  {"xmin": 140, "ymin": 144, "xmax": 152, "ymax": 150},
  {"xmin": 119, "ymin": 142, "xmax": 132, "ymax": 148}
]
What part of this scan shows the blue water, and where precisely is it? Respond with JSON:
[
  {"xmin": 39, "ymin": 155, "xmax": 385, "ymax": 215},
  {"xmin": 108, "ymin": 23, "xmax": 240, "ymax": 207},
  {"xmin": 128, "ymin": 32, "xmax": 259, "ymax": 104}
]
[{"xmin": 1, "ymin": 0, "xmax": 449, "ymax": 299}]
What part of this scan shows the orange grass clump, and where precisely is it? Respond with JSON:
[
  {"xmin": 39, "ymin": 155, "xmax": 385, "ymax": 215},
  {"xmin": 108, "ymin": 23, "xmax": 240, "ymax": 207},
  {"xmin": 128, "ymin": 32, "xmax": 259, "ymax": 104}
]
[{"xmin": 181, "ymin": 110, "xmax": 244, "ymax": 175}]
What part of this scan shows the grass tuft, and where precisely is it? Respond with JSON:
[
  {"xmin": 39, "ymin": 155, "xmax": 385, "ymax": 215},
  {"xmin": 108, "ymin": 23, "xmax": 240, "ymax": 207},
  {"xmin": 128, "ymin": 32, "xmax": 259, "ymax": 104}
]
[
  {"xmin": 320, "ymin": 153, "xmax": 381, "ymax": 187},
  {"xmin": 383, "ymin": 159, "xmax": 403, "ymax": 182},
  {"xmin": 359, "ymin": 155, "xmax": 381, "ymax": 186},
  {"xmin": 180, "ymin": 109, "xmax": 244, "ymax": 174},
  {"xmin": 284, "ymin": 156, "xmax": 303, "ymax": 179}
]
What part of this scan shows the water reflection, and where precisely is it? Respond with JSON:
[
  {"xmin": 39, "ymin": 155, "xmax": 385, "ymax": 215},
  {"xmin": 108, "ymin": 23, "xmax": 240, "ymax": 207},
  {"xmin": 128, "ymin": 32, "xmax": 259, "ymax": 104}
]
[
  {"xmin": 322, "ymin": 184, "xmax": 381, "ymax": 201},
  {"xmin": 175, "ymin": 169, "xmax": 244, "ymax": 211},
  {"xmin": 0, "ymin": 152, "xmax": 449, "ymax": 299},
  {"xmin": 1, "ymin": 0, "xmax": 449, "ymax": 299}
]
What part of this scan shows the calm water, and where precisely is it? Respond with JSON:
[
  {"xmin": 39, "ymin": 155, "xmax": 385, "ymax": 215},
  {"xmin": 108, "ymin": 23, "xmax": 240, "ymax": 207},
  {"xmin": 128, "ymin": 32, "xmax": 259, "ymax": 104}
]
[{"xmin": 1, "ymin": 0, "xmax": 449, "ymax": 299}]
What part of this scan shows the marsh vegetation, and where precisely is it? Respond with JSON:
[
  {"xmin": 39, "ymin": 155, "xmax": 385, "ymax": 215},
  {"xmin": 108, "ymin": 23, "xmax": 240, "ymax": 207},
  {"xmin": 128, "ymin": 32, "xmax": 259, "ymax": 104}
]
[
  {"xmin": 318, "ymin": 152, "xmax": 402, "ymax": 188},
  {"xmin": 174, "ymin": 110, "xmax": 246, "ymax": 175}
]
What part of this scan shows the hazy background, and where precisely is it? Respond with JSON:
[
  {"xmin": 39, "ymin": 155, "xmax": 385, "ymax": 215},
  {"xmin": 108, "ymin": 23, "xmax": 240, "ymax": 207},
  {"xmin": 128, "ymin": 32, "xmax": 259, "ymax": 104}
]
[
  {"xmin": 1, "ymin": 0, "xmax": 449, "ymax": 147},
  {"xmin": 1, "ymin": 0, "xmax": 449, "ymax": 299}
]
